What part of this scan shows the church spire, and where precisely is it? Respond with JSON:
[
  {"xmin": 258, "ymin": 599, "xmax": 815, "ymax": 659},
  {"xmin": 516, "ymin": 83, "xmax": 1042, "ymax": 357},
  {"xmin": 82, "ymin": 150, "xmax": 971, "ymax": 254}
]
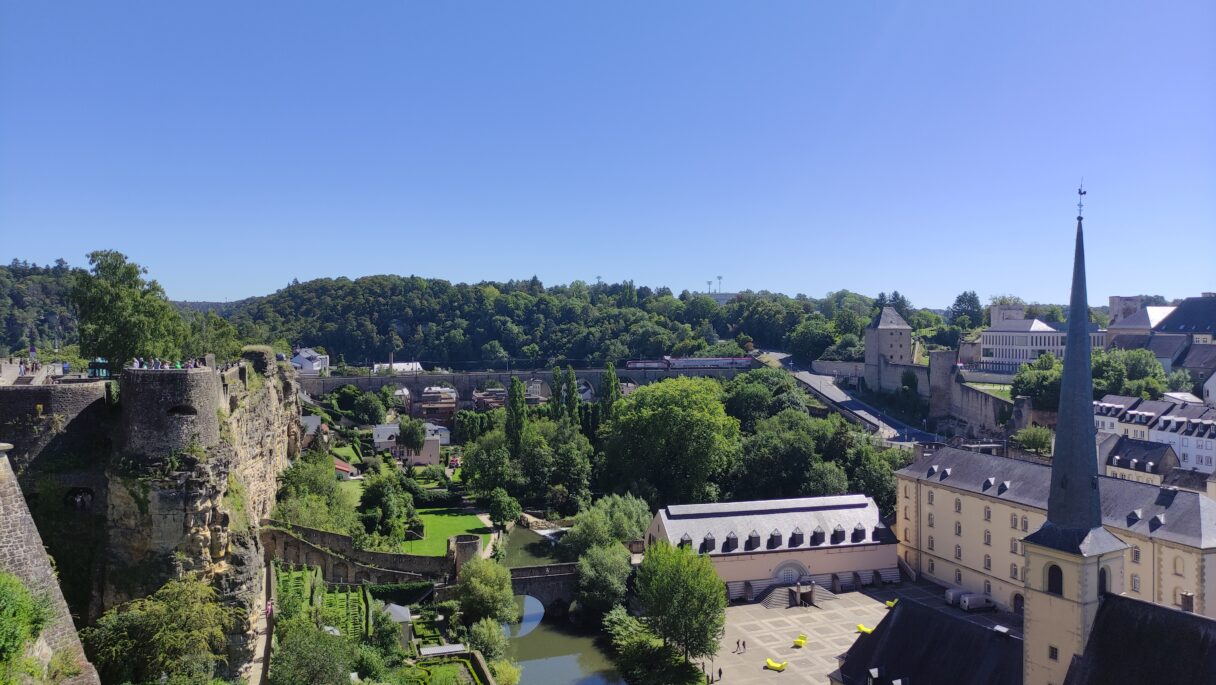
[
  {"xmin": 1044, "ymin": 190, "xmax": 1102, "ymax": 531},
  {"xmin": 1024, "ymin": 188, "xmax": 1124, "ymax": 555}
]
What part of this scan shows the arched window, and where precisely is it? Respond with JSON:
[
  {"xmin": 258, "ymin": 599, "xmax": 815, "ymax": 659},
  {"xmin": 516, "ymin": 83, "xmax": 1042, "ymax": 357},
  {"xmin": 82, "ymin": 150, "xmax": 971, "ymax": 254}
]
[
  {"xmin": 1021, "ymin": 516, "xmax": 1029, "ymax": 532},
  {"xmin": 928, "ymin": 513, "xmax": 935, "ymax": 528},
  {"xmin": 903, "ymin": 506, "xmax": 909, "ymax": 520},
  {"xmin": 954, "ymin": 498, "xmax": 962, "ymax": 513},
  {"xmin": 1010, "ymin": 538, "xmax": 1019, "ymax": 554},
  {"xmin": 904, "ymin": 484, "xmax": 909, "ymax": 497},
  {"xmin": 984, "ymin": 580, "xmax": 992, "ymax": 594},
  {"xmin": 954, "ymin": 521, "xmax": 962, "ymax": 536},
  {"xmin": 1131, "ymin": 545, "xmax": 1141, "ymax": 563},
  {"xmin": 928, "ymin": 536, "xmax": 935, "ymax": 551},
  {"xmin": 903, "ymin": 528, "xmax": 909, "ymax": 542},
  {"xmin": 954, "ymin": 544, "xmax": 962, "ymax": 559},
  {"xmin": 1046, "ymin": 564, "xmax": 1063, "ymax": 595},
  {"xmin": 984, "ymin": 530, "xmax": 991, "ymax": 546},
  {"xmin": 1010, "ymin": 564, "xmax": 1019, "ymax": 580},
  {"xmin": 1011, "ymin": 513, "xmax": 1018, "ymax": 529},
  {"xmin": 1175, "ymin": 557, "xmax": 1185, "ymax": 576},
  {"xmin": 929, "ymin": 559, "xmax": 936, "ymax": 574},
  {"xmin": 955, "ymin": 569, "xmax": 962, "ymax": 583},
  {"xmin": 984, "ymin": 506, "xmax": 991, "ymax": 521},
  {"xmin": 1099, "ymin": 567, "xmax": 1108, "ymax": 594},
  {"xmin": 984, "ymin": 554, "xmax": 992, "ymax": 570},
  {"xmin": 928, "ymin": 491, "xmax": 935, "ymax": 505}
]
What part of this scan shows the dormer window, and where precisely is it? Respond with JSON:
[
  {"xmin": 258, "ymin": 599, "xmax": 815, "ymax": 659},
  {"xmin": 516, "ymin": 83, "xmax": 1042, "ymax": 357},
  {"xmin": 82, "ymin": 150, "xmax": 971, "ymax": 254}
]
[
  {"xmin": 831, "ymin": 525, "xmax": 846, "ymax": 545},
  {"xmin": 746, "ymin": 530, "xmax": 760, "ymax": 551},
  {"xmin": 680, "ymin": 533, "xmax": 693, "ymax": 549},
  {"xmin": 790, "ymin": 527, "xmax": 804, "ymax": 546},
  {"xmin": 810, "ymin": 526, "xmax": 825, "ymax": 546},
  {"xmin": 768, "ymin": 529, "xmax": 782, "ymax": 549},
  {"xmin": 724, "ymin": 531, "xmax": 738, "ymax": 552}
]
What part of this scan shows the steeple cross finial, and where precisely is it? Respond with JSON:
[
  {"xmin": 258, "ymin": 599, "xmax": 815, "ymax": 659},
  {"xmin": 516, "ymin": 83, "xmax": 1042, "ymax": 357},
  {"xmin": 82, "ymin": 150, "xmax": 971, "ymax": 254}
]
[{"xmin": 1077, "ymin": 181, "xmax": 1087, "ymax": 218}]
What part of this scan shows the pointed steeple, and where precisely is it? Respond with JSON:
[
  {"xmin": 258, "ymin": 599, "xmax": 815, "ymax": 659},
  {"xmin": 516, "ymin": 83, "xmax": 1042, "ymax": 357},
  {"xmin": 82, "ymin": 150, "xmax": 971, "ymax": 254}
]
[{"xmin": 1024, "ymin": 193, "xmax": 1124, "ymax": 555}]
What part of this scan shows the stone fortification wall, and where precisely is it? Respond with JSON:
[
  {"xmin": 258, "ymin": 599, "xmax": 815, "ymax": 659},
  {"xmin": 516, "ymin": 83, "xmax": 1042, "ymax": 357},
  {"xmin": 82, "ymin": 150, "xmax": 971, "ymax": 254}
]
[
  {"xmin": 866, "ymin": 358, "xmax": 931, "ymax": 398},
  {"xmin": 119, "ymin": 368, "xmax": 221, "ymax": 464},
  {"xmin": 261, "ymin": 520, "xmax": 453, "ymax": 580},
  {"xmin": 948, "ymin": 382, "xmax": 1015, "ymax": 437},
  {"xmin": 0, "ymin": 381, "xmax": 109, "ymax": 475},
  {"xmin": 104, "ymin": 363, "xmax": 299, "ymax": 679},
  {"xmin": 810, "ymin": 360, "xmax": 865, "ymax": 378},
  {"xmin": 0, "ymin": 454, "xmax": 100, "ymax": 684}
]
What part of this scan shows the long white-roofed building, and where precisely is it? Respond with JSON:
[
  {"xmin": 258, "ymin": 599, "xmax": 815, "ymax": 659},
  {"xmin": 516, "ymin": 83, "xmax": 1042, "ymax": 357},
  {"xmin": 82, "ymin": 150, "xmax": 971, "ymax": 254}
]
[{"xmin": 645, "ymin": 494, "xmax": 899, "ymax": 601}]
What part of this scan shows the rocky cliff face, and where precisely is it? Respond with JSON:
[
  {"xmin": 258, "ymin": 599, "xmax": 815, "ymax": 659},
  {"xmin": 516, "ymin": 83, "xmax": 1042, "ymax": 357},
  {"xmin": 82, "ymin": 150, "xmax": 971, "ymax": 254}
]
[{"xmin": 102, "ymin": 362, "xmax": 299, "ymax": 678}]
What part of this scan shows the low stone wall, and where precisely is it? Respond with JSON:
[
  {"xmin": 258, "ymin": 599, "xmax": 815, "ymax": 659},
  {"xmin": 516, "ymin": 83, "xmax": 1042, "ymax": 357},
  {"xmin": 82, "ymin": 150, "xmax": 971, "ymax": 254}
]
[
  {"xmin": 810, "ymin": 360, "xmax": 865, "ymax": 378},
  {"xmin": 261, "ymin": 520, "xmax": 453, "ymax": 580}
]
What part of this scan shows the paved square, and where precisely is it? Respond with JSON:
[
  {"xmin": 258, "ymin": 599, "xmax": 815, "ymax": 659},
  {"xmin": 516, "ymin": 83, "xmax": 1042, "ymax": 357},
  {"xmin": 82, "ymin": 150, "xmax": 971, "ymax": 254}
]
[{"xmin": 696, "ymin": 581, "xmax": 1024, "ymax": 684}]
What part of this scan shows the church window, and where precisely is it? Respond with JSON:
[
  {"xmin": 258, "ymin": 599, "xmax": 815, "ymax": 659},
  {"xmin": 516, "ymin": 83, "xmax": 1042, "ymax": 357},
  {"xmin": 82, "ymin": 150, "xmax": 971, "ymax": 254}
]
[{"xmin": 1046, "ymin": 564, "xmax": 1063, "ymax": 595}]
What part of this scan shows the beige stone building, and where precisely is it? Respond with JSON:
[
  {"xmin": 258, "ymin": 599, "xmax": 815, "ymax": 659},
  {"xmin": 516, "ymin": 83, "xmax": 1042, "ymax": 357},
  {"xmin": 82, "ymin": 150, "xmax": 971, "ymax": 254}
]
[{"xmin": 645, "ymin": 494, "xmax": 899, "ymax": 600}]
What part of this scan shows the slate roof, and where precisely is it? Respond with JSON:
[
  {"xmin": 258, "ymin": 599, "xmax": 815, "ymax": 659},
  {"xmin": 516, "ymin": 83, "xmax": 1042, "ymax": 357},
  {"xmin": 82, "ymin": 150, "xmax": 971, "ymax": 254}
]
[
  {"xmin": 1106, "ymin": 333, "xmax": 1151, "ymax": 350},
  {"xmin": 869, "ymin": 307, "xmax": 912, "ymax": 330},
  {"xmin": 654, "ymin": 495, "xmax": 896, "ymax": 556},
  {"xmin": 300, "ymin": 415, "xmax": 323, "ymax": 436},
  {"xmin": 1063, "ymin": 594, "xmax": 1216, "ymax": 685},
  {"xmin": 1097, "ymin": 435, "xmax": 1176, "ymax": 474},
  {"xmin": 896, "ymin": 448, "xmax": 1216, "ymax": 549},
  {"xmin": 1181, "ymin": 344, "xmax": 1216, "ymax": 377},
  {"xmin": 1149, "ymin": 333, "xmax": 1192, "ymax": 362},
  {"xmin": 371, "ymin": 423, "xmax": 398, "ymax": 443},
  {"xmin": 1162, "ymin": 468, "xmax": 1214, "ymax": 494},
  {"xmin": 1153, "ymin": 296, "xmax": 1216, "ymax": 335},
  {"xmin": 832, "ymin": 597, "xmax": 1023, "ymax": 685}
]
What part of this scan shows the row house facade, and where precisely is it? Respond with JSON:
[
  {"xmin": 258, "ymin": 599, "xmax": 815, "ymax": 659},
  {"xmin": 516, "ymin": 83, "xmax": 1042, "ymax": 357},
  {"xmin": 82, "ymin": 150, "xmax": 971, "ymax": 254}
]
[{"xmin": 1094, "ymin": 394, "xmax": 1216, "ymax": 472}]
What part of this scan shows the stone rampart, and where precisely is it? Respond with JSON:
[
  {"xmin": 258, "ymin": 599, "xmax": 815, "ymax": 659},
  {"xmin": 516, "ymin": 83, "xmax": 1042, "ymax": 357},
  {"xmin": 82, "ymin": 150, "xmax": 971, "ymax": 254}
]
[
  {"xmin": 261, "ymin": 520, "xmax": 452, "ymax": 580},
  {"xmin": 119, "ymin": 368, "xmax": 222, "ymax": 464},
  {"xmin": 0, "ymin": 453, "xmax": 99, "ymax": 684},
  {"xmin": 810, "ymin": 360, "xmax": 865, "ymax": 378},
  {"xmin": 0, "ymin": 381, "xmax": 109, "ymax": 475},
  {"xmin": 949, "ymin": 381, "xmax": 1015, "ymax": 437}
]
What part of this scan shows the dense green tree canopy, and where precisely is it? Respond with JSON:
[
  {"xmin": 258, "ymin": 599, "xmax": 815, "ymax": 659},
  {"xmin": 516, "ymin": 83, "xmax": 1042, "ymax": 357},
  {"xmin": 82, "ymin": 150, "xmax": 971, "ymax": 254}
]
[
  {"xmin": 599, "ymin": 377, "xmax": 741, "ymax": 506},
  {"xmin": 577, "ymin": 543, "xmax": 633, "ymax": 619},
  {"xmin": 636, "ymin": 542, "xmax": 726, "ymax": 661},
  {"xmin": 456, "ymin": 558, "xmax": 517, "ymax": 625}
]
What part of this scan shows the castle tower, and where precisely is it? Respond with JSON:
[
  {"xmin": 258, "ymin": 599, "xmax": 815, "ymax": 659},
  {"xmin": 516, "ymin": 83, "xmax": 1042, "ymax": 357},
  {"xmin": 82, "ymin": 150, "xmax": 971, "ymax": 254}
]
[
  {"xmin": 1022, "ymin": 201, "xmax": 1127, "ymax": 685},
  {"xmin": 119, "ymin": 368, "xmax": 222, "ymax": 465}
]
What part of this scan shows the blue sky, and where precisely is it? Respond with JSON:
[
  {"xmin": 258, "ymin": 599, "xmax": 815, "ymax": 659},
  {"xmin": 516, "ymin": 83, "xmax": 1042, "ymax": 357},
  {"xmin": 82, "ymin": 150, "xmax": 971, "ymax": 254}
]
[{"xmin": 2, "ymin": 2, "xmax": 1213, "ymax": 307}]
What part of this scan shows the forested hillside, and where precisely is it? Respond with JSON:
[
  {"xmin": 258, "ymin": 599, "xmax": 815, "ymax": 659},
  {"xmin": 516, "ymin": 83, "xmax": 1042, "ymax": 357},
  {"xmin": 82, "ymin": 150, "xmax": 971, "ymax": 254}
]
[
  {"xmin": 0, "ymin": 259, "xmax": 81, "ymax": 356},
  {"xmin": 222, "ymin": 275, "xmax": 879, "ymax": 368}
]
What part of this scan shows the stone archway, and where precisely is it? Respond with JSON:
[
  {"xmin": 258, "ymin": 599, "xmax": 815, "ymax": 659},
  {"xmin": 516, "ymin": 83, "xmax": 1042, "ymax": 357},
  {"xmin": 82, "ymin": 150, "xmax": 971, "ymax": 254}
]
[{"xmin": 772, "ymin": 560, "xmax": 809, "ymax": 585}]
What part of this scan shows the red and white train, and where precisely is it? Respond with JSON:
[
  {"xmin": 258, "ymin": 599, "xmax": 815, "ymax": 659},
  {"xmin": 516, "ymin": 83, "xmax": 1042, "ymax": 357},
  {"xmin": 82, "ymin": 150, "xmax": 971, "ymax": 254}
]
[{"xmin": 625, "ymin": 356, "xmax": 755, "ymax": 370}]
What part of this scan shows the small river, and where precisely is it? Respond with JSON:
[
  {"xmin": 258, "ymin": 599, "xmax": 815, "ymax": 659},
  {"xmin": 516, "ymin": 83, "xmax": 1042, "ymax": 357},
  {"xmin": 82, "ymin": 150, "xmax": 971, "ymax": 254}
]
[{"xmin": 501, "ymin": 527, "xmax": 625, "ymax": 684}]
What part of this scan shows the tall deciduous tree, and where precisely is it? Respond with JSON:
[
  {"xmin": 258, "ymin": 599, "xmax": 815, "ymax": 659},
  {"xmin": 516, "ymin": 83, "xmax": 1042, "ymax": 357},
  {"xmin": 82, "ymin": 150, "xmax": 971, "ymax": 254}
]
[
  {"xmin": 396, "ymin": 417, "xmax": 426, "ymax": 453},
  {"xmin": 600, "ymin": 377, "xmax": 740, "ymax": 506},
  {"xmin": 599, "ymin": 364, "xmax": 623, "ymax": 418},
  {"xmin": 505, "ymin": 377, "xmax": 527, "ymax": 459},
  {"xmin": 70, "ymin": 250, "xmax": 186, "ymax": 370},
  {"xmin": 456, "ymin": 558, "xmax": 517, "ymax": 625},
  {"xmin": 636, "ymin": 542, "xmax": 726, "ymax": 661},
  {"xmin": 564, "ymin": 365, "xmax": 580, "ymax": 420},
  {"xmin": 487, "ymin": 487, "xmax": 521, "ymax": 530},
  {"xmin": 577, "ymin": 543, "xmax": 632, "ymax": 619},
  {"xmin": 947, "ymin": 291, "xmax": 983, "ymax": 327}
]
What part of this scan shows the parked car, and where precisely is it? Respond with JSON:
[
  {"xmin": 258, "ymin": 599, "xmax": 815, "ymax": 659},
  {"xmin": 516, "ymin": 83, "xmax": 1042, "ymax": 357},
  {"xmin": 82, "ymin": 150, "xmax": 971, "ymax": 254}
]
[{"xmin": 960, "ymin": 593, "xmax": 998, "ymax": 612}]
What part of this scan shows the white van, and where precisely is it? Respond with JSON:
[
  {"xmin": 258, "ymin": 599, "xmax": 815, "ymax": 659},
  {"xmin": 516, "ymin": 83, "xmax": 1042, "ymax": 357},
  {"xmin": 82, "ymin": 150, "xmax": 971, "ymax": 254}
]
[
  {"xmin": 944, "ymin": 587, "xmax": 968, "ymax": 606},
  {"xmin": 960, "ymin": 593, "xmax": 998, "ymax": 612}
]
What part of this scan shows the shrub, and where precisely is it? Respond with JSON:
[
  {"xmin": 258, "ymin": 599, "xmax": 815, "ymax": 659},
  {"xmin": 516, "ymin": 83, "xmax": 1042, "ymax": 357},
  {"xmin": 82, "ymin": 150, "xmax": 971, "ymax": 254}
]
[{"xmin": 0, "ymin": 573, "xmax": 51, "ymax": 680}]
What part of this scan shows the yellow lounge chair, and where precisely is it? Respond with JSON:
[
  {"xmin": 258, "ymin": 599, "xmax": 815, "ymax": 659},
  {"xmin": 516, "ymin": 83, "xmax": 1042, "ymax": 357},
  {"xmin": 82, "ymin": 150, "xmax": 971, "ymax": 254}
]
[
  {"xmin": 857, "ymin": 624, "xmax": 874, "ymax": 634},
  {"xmin": 793, "ymin": 633, "xmax": 807, "ymax": 648},
  {"xmin": 885, "ymin": 599, "xmax": 899, "ymax": 608},
  {"xmin": 765, "ymin": 658, "xmax": 788, "ymax": 672}
]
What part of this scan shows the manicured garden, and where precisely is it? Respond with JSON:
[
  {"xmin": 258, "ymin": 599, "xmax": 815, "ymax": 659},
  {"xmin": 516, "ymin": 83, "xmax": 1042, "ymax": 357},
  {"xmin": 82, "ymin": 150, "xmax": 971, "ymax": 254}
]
[{"xmin": 403, "ymin": 508, "xmax": 492, "ymax": 556}]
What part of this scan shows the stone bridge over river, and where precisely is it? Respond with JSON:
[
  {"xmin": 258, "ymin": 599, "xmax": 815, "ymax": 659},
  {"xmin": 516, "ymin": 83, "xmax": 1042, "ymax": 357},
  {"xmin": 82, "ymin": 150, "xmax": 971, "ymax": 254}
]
[
  {"xmin": 510, "ymin": 563, "xmax": 580, "ymax": 613},
  {"xmin": 296, "ymin": 366, "xmax": 749, "ymax": 401}
]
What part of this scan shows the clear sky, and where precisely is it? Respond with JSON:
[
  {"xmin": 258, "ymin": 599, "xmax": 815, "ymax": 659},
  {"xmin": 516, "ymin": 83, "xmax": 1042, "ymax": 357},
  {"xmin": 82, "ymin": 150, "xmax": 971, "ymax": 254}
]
[{"xmin": 2, "ymin": 2, "xmax": 1213, "ymax": 308}]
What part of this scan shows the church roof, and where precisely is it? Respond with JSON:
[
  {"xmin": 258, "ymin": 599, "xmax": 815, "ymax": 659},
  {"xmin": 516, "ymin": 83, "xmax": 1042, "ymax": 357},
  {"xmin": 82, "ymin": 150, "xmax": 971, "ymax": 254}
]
[
  {"xmin": 1064, "ymin": 594, "xmax": 1216, "ymax": 685},
  {"xmin": 896, "ymin": 448, "xmax": 1216, "ymax": 550},
  {"xmin": 831, "ymin": 596, "xmax": 1023, "ymax": 685},
  {"xmin": 869, "ymin": 307, "xmax": 912, "ymax": 330}
]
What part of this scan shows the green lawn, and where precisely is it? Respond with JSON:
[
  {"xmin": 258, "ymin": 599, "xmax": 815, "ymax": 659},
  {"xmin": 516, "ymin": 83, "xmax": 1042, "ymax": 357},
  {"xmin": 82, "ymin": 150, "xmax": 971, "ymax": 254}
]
[
  {"xmin": 404, "ymin": 508, "xmax": 492, "ymax": 556},
  {"xmin": 331, "ymin": 444, "xmax": 361, "ymax": 465},
  {"xmin": 967, "ymin": 382, "xmax": 1013, "ymax": 401},
  {"xmin": 337, "ymin": 478, "xmax": 364, "ymax": 504}
]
